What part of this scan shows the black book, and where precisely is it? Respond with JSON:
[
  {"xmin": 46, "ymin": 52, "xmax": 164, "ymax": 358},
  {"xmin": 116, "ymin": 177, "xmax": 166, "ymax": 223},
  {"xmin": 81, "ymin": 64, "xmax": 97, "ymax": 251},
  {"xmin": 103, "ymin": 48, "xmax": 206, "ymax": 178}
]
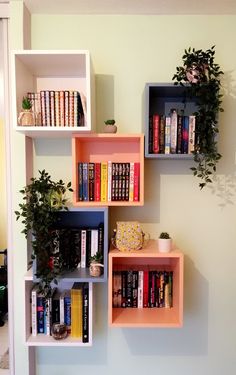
[
  {"xmin": 82, "ymin": 283, "xmax": 89, "ymax": 343},
  {"xmin": 126, "ymin": 270, "xmax": 133, "ymax": 307}
]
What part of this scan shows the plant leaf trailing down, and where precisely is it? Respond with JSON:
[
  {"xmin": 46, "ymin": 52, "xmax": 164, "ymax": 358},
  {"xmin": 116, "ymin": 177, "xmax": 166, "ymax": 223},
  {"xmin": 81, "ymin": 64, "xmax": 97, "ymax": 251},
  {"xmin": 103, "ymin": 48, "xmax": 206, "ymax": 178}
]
[
  {"xmin": 15, "ymin": 169, "xmax": 73, "ymax": 297},
  {"xmin": 172, "ymin": 46, "xmax": 224, "ymax": 189}
]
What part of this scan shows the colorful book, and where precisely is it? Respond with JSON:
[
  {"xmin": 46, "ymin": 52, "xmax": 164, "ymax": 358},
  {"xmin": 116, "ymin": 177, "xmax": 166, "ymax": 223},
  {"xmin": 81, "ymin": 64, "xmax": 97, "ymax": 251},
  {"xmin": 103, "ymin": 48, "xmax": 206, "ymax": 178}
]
[
  {"xmin": 101, "ymin": 162, "xmax": 108, "ymax": 202},
  {"xmin": 133, "ymin": 162, "xmax": 140, "ymax": 202},
  {"xmin": 188, "ymin": 115, "xmax": 196, "ymax": 153},
  {"xmin": 71, "ymin": 282, "xmax": 82, "ymax": 338},
  {"xmin": 165, "ymin": 116, "xmax": 171, "ymax": 154},
  {"xmin": 152, "ymin": 114, "xmax": 160, "ymax": 154},
  {"xmin": 170, "ymin": 108, "xmax": 178, "ymax": 153}
]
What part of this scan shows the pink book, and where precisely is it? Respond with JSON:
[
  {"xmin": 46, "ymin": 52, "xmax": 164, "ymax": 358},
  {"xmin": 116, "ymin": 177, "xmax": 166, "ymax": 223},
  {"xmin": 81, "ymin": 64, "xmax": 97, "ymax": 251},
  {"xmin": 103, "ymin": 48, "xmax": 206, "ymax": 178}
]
[
  {"xmin": 133, "ymin": 162, "xmax": 140, "ymax": 202},
  {"xmin": 94, "ymin": 162, "xmax": 101, "ymax": 201}
]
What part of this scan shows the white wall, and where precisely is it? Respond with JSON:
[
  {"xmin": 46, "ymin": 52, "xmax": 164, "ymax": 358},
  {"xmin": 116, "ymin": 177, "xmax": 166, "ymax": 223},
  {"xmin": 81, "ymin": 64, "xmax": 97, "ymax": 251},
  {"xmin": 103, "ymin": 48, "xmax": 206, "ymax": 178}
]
[{"xmin": 10, "ymin": 8, "xmax": 236, "ymax": 375}]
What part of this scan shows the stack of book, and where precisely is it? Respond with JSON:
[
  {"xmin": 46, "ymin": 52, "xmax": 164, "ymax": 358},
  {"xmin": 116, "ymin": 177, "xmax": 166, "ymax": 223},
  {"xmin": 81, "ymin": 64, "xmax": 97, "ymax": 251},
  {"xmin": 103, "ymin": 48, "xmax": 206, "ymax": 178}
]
[
  {"xmin": 77, "ymin": 161, "xmax": 140, "ymax": 202},
  {"xmin": 27, "ymin": 90, "xmax": 86, "ymax": 127},
  {"xmin": 31, "ymin": 282, "xmax": 89, "ymax": 342},
  {"xmin": 112, "ymin": 269, "xmax": 173, "ymax": 309},
  {"xmin": 149, "ymin": 110, "xmax": 196, "ymax": 154}
]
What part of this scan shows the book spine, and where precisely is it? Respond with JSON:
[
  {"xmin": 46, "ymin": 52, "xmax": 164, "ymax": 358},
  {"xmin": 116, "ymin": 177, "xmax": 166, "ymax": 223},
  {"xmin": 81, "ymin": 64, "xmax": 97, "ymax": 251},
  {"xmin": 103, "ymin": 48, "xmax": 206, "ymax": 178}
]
[
  {"xmin": 82, "ymin": 163, "xmax": 88, "ymax": 201},
  {"xmin": 69, "ymin": 91, "xmax": 74, "ymax": 127},
  {"xmin": 98, "ymin": 223, "xmax": 104, "ymax": 259},
  {"xmin": 118, "ymin": 163, "xmax": 123, "ymax": 201},
  {"xmin": 133, "ymin": 162, "xmax": 140, "ymax": 202},
  {"xmin": 148, "ymin": 115, "xmax": 153, "ymax": 153},
  {"xmin": 143, "ymin": 270, "xmax": 149, "ymax": 308},
  {"xmin": 107, "ymin": 161, "xmax": 112, "ymax": 202},
  {"xmin": 88, "ymin": 162, "xmax": 95, "ymax": 201},
  {"xmin": 59, "ymin": 91, "xmax": 65, "ymax": 126},
  {"xmin": 54, "ymin": 91, "xmax": 60, "ymax": 127},
  {"xmin": 177, "ymin": 114, "xmax": 183, "ymax": 153},
  {"xmin": 182, "ymin": 116, "xmax": 189, "ymax": 154},
  {"xmin": 101, "ymin": 162, "xmax": 108, "ymax": 202},
  {"xmin": 159, "ymin": 115, "xmax": 165, "ymax": 153},
  {"xmin": 64, "ymin": 90, "xmax": 69, "ymax": 126},
  {"xmin": 82, "ymin": 283, "xmax": 89, "ymax": 343},
  {"xmin": 188, "ymin": 115, "xmax": 196, "ymax": 153},
  {"xmin": 37, "ymin": 294, "xmax": 45, "ymax": 333},
  {"xmin": 59, "ymin": 292, "xmax": 65, "ymax": 324},
  {"xmin": 126, "ymin": 270, "xmax": 133, "ymax": 307},
  {"xmin": 45, "ymin": 90, "xmax": 51, "ymax": 126},
  {"xmin": 49, "ymin": 91, "xmax": 55, "ymax": 126},
  {"xmin": 129, "ymin": 162, "xmax": 134, "ymax": 202},
  {"xmin": 31, "ymin": 286, "xmax": 37, "ymax": 336},
  {"xmin": 170, "ymin": 109, "xmax": 178, "ymax": 153},
  {"xmin": 77, "ymin": 92, "xmax": 85, "ymax": 126},
  {"xmin": 138, "ymin": 270, "xmax": 144, "ymax": 308},
  {"xmin": 165, "ymin": 116, "xmax": 171, "ymax": 154},
  {"xmin": 121, "ymin": 271, "xmax": 127, "ymax": 307},
  {"xmin": 91, "ymin": 229, "xmax": 98, "ymax": 257},
  {"xmin": 81, "ymin": 229, "xmax": 87, "ymax": 268},
  {"xmin": 71, "ymin": 284, "xmax": 82, "ymax": 338},
  {"xmin": 64, "ymin": 293, "xmax": 71, "ymax": 333},
  {"xmin": 132, "ymin": 271, "xmax": 138, "ymax": 308},
  {"xmin": 86, "ymin": 229, "xmax": 91, "ymax": 268},
  {"xmin": 78, "ymin": 162, "xmax": 83, "ymax": 201},
  {"xmin": 153, "ymin": 114, "xmax": 160, "ymax": 154},
  {"xmin": 94, "ymin": 163, "xmax": 101, "ymax": 201},
  {"xmin": 40, "ymin": 91, "xmax": 46, "ymax": 127}
]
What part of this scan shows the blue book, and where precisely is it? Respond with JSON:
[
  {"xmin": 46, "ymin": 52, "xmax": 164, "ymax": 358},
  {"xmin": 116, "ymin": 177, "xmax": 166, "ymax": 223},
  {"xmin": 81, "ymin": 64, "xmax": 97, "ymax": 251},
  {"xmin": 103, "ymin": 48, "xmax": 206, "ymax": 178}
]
[{"xmin": 82, "ymin": 163, "xmax": 88, "ymax": 201}]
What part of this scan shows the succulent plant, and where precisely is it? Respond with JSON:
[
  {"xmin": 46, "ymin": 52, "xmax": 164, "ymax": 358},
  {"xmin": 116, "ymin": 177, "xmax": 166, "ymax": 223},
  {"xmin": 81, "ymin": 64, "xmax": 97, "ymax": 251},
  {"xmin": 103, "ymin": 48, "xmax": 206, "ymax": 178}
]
[
  {"xmin": 90, "ymin": 251, "xmax": 103, "ymax": 264},
  {"xmin": 22, "ymin": 96, "xmax": 32, "ymax": 110},
  {"xmin": 159, "ymin": 232, "xmax": 171, "ymax": 239},
  {"xmin": 104, "ymin": 119, "xmax": 115, "ymax": 125}
]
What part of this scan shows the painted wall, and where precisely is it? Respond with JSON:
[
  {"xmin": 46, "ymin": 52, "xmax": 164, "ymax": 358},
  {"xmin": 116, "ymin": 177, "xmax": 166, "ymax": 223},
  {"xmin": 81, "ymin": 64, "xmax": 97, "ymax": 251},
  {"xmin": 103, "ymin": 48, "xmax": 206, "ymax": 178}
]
[{"xmin": 10, "ymin": 6, "xmax": 236, "ymax": 375}]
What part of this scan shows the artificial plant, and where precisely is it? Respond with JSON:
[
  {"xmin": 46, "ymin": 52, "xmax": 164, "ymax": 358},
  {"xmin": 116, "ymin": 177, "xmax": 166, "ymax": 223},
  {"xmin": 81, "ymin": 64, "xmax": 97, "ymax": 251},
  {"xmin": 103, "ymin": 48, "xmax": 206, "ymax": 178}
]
[
  {"xmin": 172, "ymin": 45, "xmax": 224, "ymax": 189},
  {"xmin": 15, "ymin": 169, "xmax": 73, "ymax": 297}
]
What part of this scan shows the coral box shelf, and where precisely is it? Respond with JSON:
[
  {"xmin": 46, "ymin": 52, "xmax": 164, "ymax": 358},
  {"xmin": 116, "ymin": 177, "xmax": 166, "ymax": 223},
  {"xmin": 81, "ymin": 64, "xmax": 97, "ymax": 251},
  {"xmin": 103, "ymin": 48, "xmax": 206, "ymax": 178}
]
[
  {"xmin": 72, "ymin": 133, "xmax": 144, "ymax": 206},
  {"xmin": 108, "ymin": 240, "xmax": 184, "ymax": 327}
]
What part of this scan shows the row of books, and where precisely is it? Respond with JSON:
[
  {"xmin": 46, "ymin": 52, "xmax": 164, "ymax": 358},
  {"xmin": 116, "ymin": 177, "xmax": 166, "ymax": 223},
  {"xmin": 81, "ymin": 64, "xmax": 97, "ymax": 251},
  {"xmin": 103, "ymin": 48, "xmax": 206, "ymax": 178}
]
[
  {"xmin": 50, "ymin": 225, "xmax": 104, "ymax": 271},
  {"xmin": 113, "ymin": 270, "xmax": 173, "ymax": 308},
  {"xmin": 77, "ymin": 162, "xmax": 140, "ymax": 202},
  {"xmin": 27, "ymin": 90, "xmax": 86, "ymax": 127},
  {"xmin": 149, "ymin": 110, "xmax": 196, "ymax": 154},
  {"xmin": 31, "ymin": 282, "xmax": 89, "ymax": 342}
]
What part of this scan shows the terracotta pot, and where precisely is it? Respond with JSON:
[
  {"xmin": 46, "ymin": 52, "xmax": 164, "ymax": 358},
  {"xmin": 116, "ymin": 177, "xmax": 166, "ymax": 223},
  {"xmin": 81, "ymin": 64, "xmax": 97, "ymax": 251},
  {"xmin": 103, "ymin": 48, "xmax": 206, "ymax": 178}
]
[
  {"xmin": 18, "ymin": 109, "xmax": 35, "ymax": 126},
  {"xmin": 103, "ymin": 125, "xmax": 117, "ymax": 133}
]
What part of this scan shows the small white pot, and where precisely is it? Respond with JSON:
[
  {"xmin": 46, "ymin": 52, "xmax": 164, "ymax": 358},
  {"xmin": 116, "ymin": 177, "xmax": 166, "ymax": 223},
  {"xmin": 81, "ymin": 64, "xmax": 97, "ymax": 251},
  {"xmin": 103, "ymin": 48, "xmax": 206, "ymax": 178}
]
[
  {"xmin": 158, "ymin": 238, "xmax": 172, "ymax": 253},
  {"xmin": 103, "ymin": 125, "xmax": 117, "ymax": 133}
]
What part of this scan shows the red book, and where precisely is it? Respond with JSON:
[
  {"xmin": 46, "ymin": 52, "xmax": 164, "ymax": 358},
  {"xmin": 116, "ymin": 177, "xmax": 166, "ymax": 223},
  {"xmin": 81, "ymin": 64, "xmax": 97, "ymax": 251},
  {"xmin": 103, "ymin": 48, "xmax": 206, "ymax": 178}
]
[
  {"xmin": 153, "ymin": 114, "xmax": 160, "ymax": 154},
  {"xmin": 94, "ymin": 163, "xmax": 101, "ymax": 201},
  {"xmin": 133, "ymin": 162, "xmax": 140, "ymax": 202},
  {"xmin": 143, "ymin": 269, "xmax": 149, "ymax": 308}
]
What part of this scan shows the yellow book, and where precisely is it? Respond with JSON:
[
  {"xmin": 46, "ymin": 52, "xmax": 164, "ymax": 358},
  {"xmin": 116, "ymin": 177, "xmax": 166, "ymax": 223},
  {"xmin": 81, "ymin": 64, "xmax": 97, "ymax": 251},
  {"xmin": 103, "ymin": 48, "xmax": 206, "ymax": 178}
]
[
  {"xmin": 101, "ymin": 162, "xmax": 108, "ymax": 202},
  {"xmin": 71, "ymin": 283, "xmax": 82, "ymax": 338}
]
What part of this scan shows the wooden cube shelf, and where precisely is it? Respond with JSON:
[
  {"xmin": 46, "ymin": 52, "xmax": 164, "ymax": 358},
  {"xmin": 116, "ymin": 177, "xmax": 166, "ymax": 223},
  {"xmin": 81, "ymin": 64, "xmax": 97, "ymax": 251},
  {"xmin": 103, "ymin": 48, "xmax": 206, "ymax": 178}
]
[
  {"xmin": 72, "ymin": 134, "xmax": 144, "ymax": 206},
  {"xmin": 144, "ymin": 83, "xmax": 197, "ymax": 159},
  {"xmin": 11, "ymin": 50, "xmax": 95, "ymax": 137},
  {"xmin": 108, "ymin": 240, "xmax": 183, "ymax": 328}
]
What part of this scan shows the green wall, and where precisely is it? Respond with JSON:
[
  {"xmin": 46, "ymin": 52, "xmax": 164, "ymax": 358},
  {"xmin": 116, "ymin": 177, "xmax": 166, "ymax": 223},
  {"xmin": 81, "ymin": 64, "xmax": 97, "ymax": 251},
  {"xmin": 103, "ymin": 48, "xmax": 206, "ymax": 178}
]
[{"xmin": 10, "ymin": 6, "xmax": 236, "ymax": 375}]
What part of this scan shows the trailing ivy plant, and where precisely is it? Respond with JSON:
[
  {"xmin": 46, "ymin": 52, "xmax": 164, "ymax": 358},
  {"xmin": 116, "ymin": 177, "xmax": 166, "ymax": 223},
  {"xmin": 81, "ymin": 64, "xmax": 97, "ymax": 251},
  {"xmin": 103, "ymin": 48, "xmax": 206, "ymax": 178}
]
[
  {"xmin": 15, "ymin": 169, "xmax": 73, "ymax": 297},
  {"xmin": 172, "ymin": 46, "xmax": 224, "ymax": 189}
]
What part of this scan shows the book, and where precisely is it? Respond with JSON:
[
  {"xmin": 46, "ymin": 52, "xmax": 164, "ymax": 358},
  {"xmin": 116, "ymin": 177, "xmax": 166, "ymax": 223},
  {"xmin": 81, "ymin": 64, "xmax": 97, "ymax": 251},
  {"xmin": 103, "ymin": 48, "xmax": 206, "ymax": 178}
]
[
  {"xmin": 129, "ymin": 162, "xmax": 134, "ymax": 202},
  {"xmin": 101, "ymin": 162, "xmax": 108, "ymax": 202},
  {"xmin": 52, "ymin": 290, "xmax": 60, "ymax": 325},
  {"xmin": 91, "ymin": 229, "xmax": 98, "ymax": 257},
  {"xmin": 152, "ymin": 114, "xmax": 160, "ymax": 154},
  {"xmin": 170, "ymin": 109, "xmax": 178, "ymax": 153},
  {"xmin": 82, "ymin": 163, "xmax": 88, "ymax": 201},
  {"xmin": 54, "ymin": 91, "xmax": 60, "ymax": 127},
  {"xmin": 81, "ymin": 229, "xmax": 87, "ymax": 268},
  {"xmin": 182, "ymin": 116, "xmax": 189, "ymax": 154},
  {"xmin": 177, "ymin": 113, "xmax": 183, "ymax": 154},
  {"xmin": 64, "ymin": 290, "xmax": 71, "ymax": 333},
  {"xmin": 45, "ymin": 288, "xmax": 56, "ymax": 335},
  {"xmin": 37, "ymin": 292, "xmax": 45, "ymax": 334},
  {"xmin": 138, "ymin": 270, "xmax": 144, "ymax": 308},
  {"xmin": 71, "ymin": 282, "xmax": 82, "ymax": 338},
  {"xmin": 64, "ymin": 90, "xmax": 69, "ymax": 126},
  {"xmin": 94, "ymin": 163, "xmax": 101, "ymax": 201},
  {"xmin": 31, "ymin": 284, "xmax": 38, "ymax": 336},
  {"xmin": 59, "ymin": 90, "xmax": 65, "ymax": 126},
  {"xmin": 107, "ymin": 161, "xmax": 112, "ymax": 201},
  {"xmin": 82, "ymin": 283, "xmax": 89, "ymax": 343},
  {"xmin": 78, "ymin": 162, "xmax": 83, "ymax": 201},
  {"xmin": 148, "ymin": 115, "xmax": 153, "ymax": 153},
  {"xmin": 188, "ymin": 115, "xmax": 196, "ymax": 153},
  {"xmin": 69, "ymin": 90, "xmax": 74, "ymax": 127},
  {"xmin": 164, "ymin": 116, "xmax": 171, "ymax": 154},
  {"xmin": 133, "ymin": 162, "xmax": 140, "ymax": 202},
  {"xmin": 159, "ymin": 115, "xmax": 165, "ymax": 154},
  {"xmin": 88, "ymin": 162, "xmax": 95, "ymax": 201},
  {"xmin": 49, "ymin": 91, "xmax": 55, "ymax": 126},
  {"xmin": 143, "ymin": 270, "xmax": 149, "ymax": 308}
]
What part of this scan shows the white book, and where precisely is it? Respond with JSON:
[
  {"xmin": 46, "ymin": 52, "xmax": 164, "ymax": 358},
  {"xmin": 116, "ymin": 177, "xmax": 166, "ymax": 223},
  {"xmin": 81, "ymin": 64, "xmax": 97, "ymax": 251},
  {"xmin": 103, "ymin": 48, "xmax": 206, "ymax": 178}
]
[
  {"xmin": 81, "ymin": 229, "xmax": 87, "ymax": 268},
  {"xmin": 45, "ymin": 288, "xmax": 56, "ymax": 336},
  {"xmin": 188, "ymin": 115, "xmax": 196, "ymax": 153},
  {"xmin": 91, "ymin": 229, "xmax": 98, "ymax": 257},
  {"xmin": 31, "ymin": 284, "xmax": 38, "ymax": 336},
  {"xmin": 170, "ymin": 109, "xmax": 178, "ymax": 153},
  {"xmin": 138, "ymin": 270, "xmax": 144, "ymax": 308},
  {"xmin": 59, "ymin": 291, "xmax": 65, "ymax": 324}
]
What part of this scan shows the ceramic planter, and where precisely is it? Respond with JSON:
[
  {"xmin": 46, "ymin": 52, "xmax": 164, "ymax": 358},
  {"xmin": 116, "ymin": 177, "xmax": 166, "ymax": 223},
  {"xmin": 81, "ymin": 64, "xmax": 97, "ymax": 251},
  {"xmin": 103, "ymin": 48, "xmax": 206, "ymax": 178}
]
[
  {"xmin": 158, "ymin": 238, "xmax": 172, "ymax": 253},
  {"xmin": 103, "ymin": 125, "xmax": 117, "ymax": 133}
]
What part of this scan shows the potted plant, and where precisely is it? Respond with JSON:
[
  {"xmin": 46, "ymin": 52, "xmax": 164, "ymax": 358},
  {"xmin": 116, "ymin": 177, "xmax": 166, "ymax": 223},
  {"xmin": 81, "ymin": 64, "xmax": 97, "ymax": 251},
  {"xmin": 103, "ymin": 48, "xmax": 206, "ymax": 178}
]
[
  {"xmin": 103, "ymin": 119, "xmax": 117, "ymax": 133},
  {"xmin": 158, "ymin": 232, "xmax": 172, "ymax": 253},
  {"xmin": 15, "ymin": 169, "xmax": 73, "ymax": 297},
  {"xmin": 172, "ymin": 46, "xmax": 224, "ymax": 189},
  {"xmin": 18, "ymin": 96, "xmax": 35, "ymax": 126},
  {"xmin": 89, "ymin": 251, "xmax": 104, "ymax": 277}
]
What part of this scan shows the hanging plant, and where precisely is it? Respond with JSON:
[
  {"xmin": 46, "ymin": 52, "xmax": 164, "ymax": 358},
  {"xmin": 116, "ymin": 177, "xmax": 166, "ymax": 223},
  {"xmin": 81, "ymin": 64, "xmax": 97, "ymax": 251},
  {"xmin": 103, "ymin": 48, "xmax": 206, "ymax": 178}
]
[
  {"xmin": 15, "ymin": 169, "xmax": 73, "ymax": 297},
  {"xmin": 172, "ymin": 46, "xmax": 224, "ymax": 189}
]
